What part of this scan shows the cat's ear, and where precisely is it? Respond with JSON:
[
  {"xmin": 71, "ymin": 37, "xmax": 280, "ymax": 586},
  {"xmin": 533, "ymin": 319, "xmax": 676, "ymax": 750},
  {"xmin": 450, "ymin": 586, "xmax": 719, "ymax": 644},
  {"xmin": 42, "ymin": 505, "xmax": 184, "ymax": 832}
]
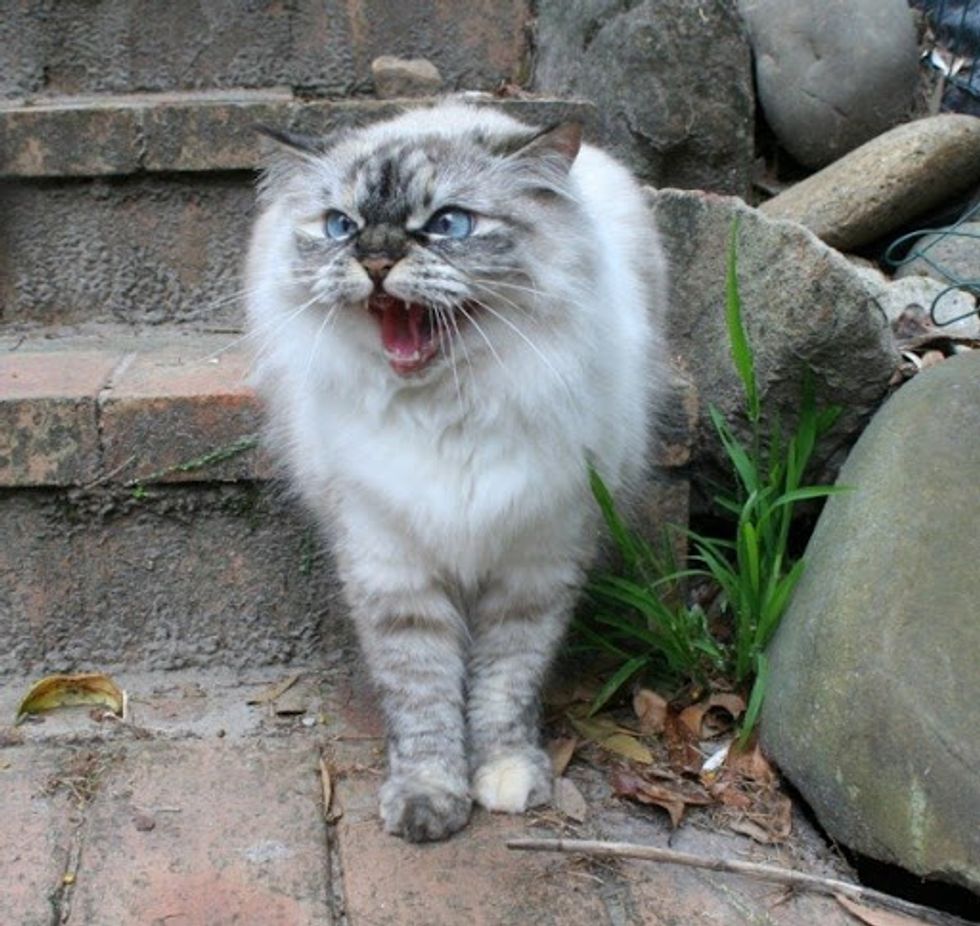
[
  {"xmin": 253, "ymin": 124, "xmax": 330, "ymax": 161},
  {"xmin": 506, "ymin": 122, "xmax": 582, "ymax": 173}
]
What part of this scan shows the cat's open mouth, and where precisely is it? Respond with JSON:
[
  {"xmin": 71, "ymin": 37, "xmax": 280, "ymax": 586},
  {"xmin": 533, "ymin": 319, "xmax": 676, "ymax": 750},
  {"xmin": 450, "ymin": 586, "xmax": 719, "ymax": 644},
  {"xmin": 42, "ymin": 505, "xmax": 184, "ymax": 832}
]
[{"xmin": 369, "ymin": 294, "xmax": 441, "ymax": 376}]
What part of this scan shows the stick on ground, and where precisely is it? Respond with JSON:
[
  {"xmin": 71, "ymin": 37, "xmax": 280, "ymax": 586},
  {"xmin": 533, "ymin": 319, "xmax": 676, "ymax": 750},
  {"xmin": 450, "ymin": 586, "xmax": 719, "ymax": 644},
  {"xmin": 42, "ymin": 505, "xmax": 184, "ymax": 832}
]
[{"xmin": 506, "ymin": 838, "xmax": 972, "ymax": 926}]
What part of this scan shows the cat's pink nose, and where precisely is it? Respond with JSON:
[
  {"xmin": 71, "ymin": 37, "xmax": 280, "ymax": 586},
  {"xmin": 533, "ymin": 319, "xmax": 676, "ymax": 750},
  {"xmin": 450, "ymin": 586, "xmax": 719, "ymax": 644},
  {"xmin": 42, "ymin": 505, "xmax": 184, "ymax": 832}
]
[{"xmin": 362, "ymin": 256, "xmax": 394, "ymax": 283}]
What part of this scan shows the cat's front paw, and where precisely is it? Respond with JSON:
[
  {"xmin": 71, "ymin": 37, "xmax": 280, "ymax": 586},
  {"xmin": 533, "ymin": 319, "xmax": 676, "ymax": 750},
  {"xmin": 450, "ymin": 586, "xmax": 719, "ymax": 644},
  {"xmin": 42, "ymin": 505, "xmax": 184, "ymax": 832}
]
[
  {"xmin": 379, "ymin": 775, "xmax": 472, "ymax": 842},
  {"xmin": 472, "ymin": 747, "xmax": 553, "ymax": 814}
]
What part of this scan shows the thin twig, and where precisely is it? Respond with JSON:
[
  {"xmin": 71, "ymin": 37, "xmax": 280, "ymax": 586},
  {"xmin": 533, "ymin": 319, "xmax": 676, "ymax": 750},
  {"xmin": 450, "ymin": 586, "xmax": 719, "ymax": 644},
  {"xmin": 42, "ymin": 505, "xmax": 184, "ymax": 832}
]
[{"xmin": 506, "ymin": 838, "xmax": 972, "ymax": 926}]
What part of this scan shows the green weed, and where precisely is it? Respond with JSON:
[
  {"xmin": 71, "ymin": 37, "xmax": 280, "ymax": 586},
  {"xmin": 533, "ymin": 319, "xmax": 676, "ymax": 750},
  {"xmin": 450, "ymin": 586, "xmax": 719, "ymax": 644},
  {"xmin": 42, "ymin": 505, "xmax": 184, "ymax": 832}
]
[{"xmin": 579, "ymin": 219, "xmax": 845, "ymax": 741}]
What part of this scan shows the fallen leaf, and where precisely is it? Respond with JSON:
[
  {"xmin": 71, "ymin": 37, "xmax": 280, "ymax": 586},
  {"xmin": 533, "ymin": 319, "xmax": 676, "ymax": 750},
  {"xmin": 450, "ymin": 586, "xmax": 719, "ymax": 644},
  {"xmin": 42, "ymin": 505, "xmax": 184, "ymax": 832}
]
[
  {"xmin": 602, "ymin": 733, "xmax": 654, "ymax": 764},
  {"xmin": 553, "ymin": 777, "xmax": 588, "ymax": 822},
  {"xmin": 547, "ymin": 737, "xmax": 578, "ymax": 777},
  {"xmin": 633, "ymin": 688, "xmax": 668, "ymax": 734},
  {"xmin": 724, "ymin": 739, "xmax": 776, "ymax": 784},
  {"xmin": 663, "ymin": 711, "xmax": 703, "ymax": 774},
  {"xmin": 320, "ymin": 755, "xmax": 341, "ymax": 823},
  {"xmin": 835, "ymin": 894, "xmax": 933, "ymax": 926},
  {"xmin": 678, "ymin": 693, "xmax": 746, "ymax": 739},
  {"xmin": 246, "ymin": 673, "xmax": 303, "ymax": 706},
  {"xmin": 16, "ymin": 673, "xmax": 125, "ymax": 725},
  {"xmin": 611, "ymin": 766, "xmax": 712, "ymax": 829}
]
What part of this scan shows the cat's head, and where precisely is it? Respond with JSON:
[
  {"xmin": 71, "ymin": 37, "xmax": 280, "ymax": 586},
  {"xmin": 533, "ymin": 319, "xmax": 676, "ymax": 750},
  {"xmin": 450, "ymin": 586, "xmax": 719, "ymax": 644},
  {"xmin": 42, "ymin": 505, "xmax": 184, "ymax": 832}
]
[{"xmin": 254, "ymin": 104, "xmax": 587, "ymax": 380}]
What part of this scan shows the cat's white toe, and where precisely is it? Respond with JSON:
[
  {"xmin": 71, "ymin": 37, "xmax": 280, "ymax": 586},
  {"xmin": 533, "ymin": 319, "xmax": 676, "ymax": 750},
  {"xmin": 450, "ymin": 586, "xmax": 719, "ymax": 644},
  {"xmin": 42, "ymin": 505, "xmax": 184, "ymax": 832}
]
[{"xmin": 473, "ymin": 752, "xmax": 552, "ymax": 813}]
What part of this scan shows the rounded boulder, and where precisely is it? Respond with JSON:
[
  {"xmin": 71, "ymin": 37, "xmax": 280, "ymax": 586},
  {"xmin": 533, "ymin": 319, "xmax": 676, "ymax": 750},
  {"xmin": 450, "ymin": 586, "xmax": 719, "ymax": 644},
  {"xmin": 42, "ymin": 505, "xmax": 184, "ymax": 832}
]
[
  {"xmin": 761, "ymin": 352, "xmax": 980, "ymax": 892},
  {"xmin": 739, "ymin": 0, "xmax": 919, "ymax": 168}
]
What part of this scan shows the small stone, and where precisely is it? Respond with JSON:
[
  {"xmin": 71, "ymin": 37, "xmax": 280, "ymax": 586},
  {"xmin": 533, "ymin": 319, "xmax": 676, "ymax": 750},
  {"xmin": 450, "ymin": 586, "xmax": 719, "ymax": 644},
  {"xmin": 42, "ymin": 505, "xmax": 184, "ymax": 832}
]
[
  {"xmin": 738, "ymin": 0, "xmax": 919, "ymax": 168},
  {"xmin": 851, "ymin": 263, "xmax": 980, "ymax": 338},
  {"xmin": 895, "ymin": 220, "xmax": 980, "ymax": 292},
  {"xmin": 761, "ymin": 115, "xmax": 980, "ymax": 250},
  {"xmin": 132, "ymin": 812, "xmax": 156, "ymax": 832},
  {"xmin": 371, "ymin": 56, "xmax": 442, "ymax": 99}
]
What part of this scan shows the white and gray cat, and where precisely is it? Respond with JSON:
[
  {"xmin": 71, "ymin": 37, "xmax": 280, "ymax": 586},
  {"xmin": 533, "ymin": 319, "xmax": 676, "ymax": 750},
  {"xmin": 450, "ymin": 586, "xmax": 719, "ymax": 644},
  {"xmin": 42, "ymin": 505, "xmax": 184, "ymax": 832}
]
[{"xmin": 245, "ymin": 101, "xmax": 667, "ymax": 842}]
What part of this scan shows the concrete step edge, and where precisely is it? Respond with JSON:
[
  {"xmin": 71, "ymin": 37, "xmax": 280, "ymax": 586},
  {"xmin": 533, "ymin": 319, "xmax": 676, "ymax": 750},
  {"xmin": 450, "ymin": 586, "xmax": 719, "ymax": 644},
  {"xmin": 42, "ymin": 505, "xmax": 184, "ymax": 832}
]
[
  {"xmin": 0, "ymin": 323, "xmax": 695, "ymax": 489},
  {"xmin": 0, "ymin": 93, "xmax": 597, "ymax": 179},
  {"xmin": 0, "ymin": 326, "xmax": 267, "ymax": 488}
]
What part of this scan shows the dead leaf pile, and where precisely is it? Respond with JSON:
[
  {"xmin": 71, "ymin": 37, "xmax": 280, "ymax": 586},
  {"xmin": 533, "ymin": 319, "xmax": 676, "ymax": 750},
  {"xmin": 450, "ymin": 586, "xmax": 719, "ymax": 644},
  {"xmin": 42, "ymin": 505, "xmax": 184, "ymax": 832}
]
[{"xmin": 555, "ymin": 686, "xmax": 793, "ymax": 844}]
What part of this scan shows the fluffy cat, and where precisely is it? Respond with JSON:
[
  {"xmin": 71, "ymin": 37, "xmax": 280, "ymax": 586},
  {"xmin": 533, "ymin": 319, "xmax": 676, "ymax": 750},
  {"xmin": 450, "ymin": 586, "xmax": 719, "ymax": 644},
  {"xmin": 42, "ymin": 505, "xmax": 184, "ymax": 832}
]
[{"xmin": 245, "ymin": 101, "xmax": 667, "ymax": 842}]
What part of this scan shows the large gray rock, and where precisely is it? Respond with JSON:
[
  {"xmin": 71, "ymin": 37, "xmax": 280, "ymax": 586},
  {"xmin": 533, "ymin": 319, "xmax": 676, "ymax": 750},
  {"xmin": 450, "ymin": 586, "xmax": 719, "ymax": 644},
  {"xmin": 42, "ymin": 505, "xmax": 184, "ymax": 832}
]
[
  {"xmin": 761, "ymin": 352, "xmax": 980, "ymax": 893},
  {"xmin": 738, "ymin": 0, "xmax": 919, "ymax": 169},
  {"xmin": 533, "ymin": 0, "xmax": 754, "ymax": 196},
  {"xmin": 761, "ymin": 115, "xmax": 980, "ymax": 250},
  {"xmin": 648, "ymin": 188, "xmax": 900, "ymax": 506}
]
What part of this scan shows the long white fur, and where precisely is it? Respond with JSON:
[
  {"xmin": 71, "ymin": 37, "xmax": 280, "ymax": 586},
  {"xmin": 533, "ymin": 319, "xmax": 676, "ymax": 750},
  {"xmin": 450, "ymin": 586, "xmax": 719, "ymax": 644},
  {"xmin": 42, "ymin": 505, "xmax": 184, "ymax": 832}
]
[{"xmin": 245, "ymin": 102, "xmax": 667, "ymax": 839}]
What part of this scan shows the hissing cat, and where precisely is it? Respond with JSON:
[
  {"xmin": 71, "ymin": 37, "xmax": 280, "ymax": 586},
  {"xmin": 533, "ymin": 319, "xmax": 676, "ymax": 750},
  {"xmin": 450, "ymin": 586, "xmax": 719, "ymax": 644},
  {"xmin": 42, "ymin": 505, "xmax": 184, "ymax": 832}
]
[{"xmin": 245, "ymin": 101, "xmax": 667, "ymax": 842}]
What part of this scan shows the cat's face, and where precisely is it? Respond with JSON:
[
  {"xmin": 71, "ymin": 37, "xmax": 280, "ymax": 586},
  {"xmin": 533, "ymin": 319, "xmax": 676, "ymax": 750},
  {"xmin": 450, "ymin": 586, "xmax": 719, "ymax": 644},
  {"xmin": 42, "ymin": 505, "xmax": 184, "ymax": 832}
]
[{"xmin": 260, "ymin": 111, "xmax": 582, "ymax": 379}]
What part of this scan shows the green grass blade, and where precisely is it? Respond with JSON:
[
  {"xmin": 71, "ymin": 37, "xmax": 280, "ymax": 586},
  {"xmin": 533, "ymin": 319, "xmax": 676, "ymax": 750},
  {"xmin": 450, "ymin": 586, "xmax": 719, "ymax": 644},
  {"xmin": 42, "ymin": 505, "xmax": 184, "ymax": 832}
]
[
  {"xmin": 725, "ymin": 217, "xmax": 760, "ymax": 424},
  {"xmin": 589, "ymin": 654, "xmax": 650, "ymax": 715},
  {"xmin": 738, "ymin": 652, "xmax": 769, "ymax": 745}
]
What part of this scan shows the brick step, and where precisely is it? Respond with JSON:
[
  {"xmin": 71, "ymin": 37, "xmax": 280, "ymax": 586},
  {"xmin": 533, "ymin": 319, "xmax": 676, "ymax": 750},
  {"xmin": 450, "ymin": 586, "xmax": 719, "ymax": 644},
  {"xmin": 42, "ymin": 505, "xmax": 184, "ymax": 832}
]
[
  {"xmin": 0, "ymin": 93, "xmax": 593, "ymax": 328},
  {"xmin": 0, "ymin": 323, "xmax": 692, "ymax": 675},
  {"xmin": 0, "ymin": 324, "xmax": 340, "ymax": 675},
  {"xmin": 0, "ymin": 666, "xmax": 858, "ymax": 926},
  {"xmin": 1, "ymin": 0, "xmax": 531, "ymax": 101}
]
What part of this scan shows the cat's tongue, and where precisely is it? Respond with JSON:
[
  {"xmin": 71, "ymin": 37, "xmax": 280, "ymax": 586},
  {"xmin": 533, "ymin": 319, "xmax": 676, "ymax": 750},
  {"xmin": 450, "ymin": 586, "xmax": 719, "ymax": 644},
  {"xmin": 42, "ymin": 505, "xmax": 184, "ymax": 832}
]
[{"xmin": 371, "ymin": 295, "xmax": 438, "ymax": 376}]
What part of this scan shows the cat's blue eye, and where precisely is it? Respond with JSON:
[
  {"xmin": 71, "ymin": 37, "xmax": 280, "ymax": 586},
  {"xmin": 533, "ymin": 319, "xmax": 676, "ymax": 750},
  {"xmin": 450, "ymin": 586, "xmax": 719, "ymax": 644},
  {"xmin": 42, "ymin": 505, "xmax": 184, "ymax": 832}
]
[
  {"xmin": 324, "ymin": 210, "xmax": 358, "ymax": 242},
  {"xmin": 423, "ymin": 208, "xmax": 474, "ymax": 240}
]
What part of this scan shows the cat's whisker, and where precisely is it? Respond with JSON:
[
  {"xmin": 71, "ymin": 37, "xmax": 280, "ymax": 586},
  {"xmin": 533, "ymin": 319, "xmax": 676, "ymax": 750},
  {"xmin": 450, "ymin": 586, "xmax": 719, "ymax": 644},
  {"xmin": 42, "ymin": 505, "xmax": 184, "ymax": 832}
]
[
  {"xmin": 193, "ymin": 288, "xmax": 327, "ymax": 365},
  {"xmin": 431, "ymin": 304, "xmax": 465, "ymax": 412},
  {"xmin": 303, "ymin": 305, "xmax": 337, "ymax": 385},
  {"xmin": 466, "ymin": 292, "xmax": 573, "ymax": 399},
  {"xmin": 467, "ymin": 277, "xmax": 546, "ymax": 301},
  {"xmin": 456, "ymin": 303, "xmax": 507, "ymax": 376}
]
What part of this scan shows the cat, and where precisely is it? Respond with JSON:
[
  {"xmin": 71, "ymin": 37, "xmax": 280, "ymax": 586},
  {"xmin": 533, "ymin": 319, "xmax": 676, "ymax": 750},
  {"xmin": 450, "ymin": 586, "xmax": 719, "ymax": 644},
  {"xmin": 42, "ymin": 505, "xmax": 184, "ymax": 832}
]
[{"xmin": 245, "ymin": 100, "xmax": 668, "ymax": 842}]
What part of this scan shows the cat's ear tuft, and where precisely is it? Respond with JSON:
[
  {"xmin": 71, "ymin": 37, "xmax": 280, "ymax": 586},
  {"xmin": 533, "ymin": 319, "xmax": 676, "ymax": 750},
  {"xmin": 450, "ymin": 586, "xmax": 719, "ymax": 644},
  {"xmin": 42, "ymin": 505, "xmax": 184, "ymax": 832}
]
[
  {"xmin": 511, "ymin": 122, "xmax": 582, "ymax": 172},
  {"xmin": 253, "ymin": 124, "xmax": 327, "ymax": 157}
]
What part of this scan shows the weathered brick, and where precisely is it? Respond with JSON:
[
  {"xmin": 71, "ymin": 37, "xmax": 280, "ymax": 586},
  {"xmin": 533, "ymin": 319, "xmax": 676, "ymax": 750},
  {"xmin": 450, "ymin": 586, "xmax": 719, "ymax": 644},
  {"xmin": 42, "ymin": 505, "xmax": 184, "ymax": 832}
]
[
  {"xmin": 99, "ymin": 347, "xmax": 265, "ymax": 484},
  {"xmin": 0, "ymin": 0, "xmax": 530, "ymax": 101},
  {"xmin": 334, "ymin": 772, "xmax": 608, "ymax": 926},
  {"xmin": 71, "ymin": 740, "xmax": 333, "ymax": 925},
  {"xmin": 1, "ymin": 94, "xmax": 595, "ymax": 179},
  {"xmin": 0, "ymin": 747, "xmax": 77, "ymax": 926},
  {"xmin": 0, "ymin": 484, "xmax": 340, "ymax": 674},
  {"xmin": 0, "ymin": 350, "xmax": 120, "ymax": 486}
]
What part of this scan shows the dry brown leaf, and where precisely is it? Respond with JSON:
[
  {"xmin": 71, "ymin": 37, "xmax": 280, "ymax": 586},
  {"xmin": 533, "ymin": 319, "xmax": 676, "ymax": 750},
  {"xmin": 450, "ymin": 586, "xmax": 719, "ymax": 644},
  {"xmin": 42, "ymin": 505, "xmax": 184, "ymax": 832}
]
[
  {"xmin": 664, "ymin": 711, "xmax": 703, "ymax": 774},
  {"xmin": 16, "ymin": 673, "xmax": 125, "ymax": 724},
  {"xmin": 246, "ymin": 673, "xmax": 303, "ymax": 706},
  {"xmin": 633, "ymin": 688, "xmax": 668, "ymax": 734},
  {"xmin": 678, "ymin": 693, "xmax": 746, "ymax": 739},
  {"xmin": 547, "ymin": 737, "xmax": 578, "ymax": 777},
  {"xmin": 727, "ymin": 818, "xmax": 778, "ymax": 844},
  {"xmin": 553, "ymin": 777, "xmax": 588, "ymax": 822},
  {"xmin": 602, "ymin": 733, "xmax": 654, "ymax": 764},
  {"xmin": 724, "ymin": 739, "xmax": 776, "ymax": 784},
  {"xmin": 834, "ymin": 894, "xmax": 933, "ymax": 926},
  {"xmin": 319, "ymin": 755, "xmax": 341, "ymax": 823},
  {"xmin": 611, "ymin": 766, "xmax": 712, "ymax": 829}
]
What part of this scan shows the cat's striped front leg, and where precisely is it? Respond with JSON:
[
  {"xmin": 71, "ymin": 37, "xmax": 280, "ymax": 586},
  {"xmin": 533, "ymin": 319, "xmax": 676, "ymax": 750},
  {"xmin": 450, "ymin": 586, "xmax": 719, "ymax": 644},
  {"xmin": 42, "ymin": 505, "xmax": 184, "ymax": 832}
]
[
  {"xmin": 347, "ymin": 569, "xmax": 471, "ymax": 842},
  {"xmin": 467, "ymin": 562, "xmax": 581, "ymax": 813}
]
